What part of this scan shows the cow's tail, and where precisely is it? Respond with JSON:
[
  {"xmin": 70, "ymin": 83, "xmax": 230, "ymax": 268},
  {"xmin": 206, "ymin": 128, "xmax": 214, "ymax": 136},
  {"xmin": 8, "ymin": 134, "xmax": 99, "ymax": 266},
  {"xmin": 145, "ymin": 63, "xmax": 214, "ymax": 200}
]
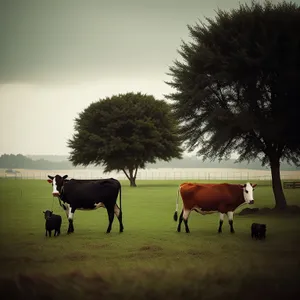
[
  {"xmin": 173, "ymin": 185, "xmax": 180, "ymax": 221},
  {"xmin": 119, "ymin": 182, "xmax": 122, "ymax": 212}
]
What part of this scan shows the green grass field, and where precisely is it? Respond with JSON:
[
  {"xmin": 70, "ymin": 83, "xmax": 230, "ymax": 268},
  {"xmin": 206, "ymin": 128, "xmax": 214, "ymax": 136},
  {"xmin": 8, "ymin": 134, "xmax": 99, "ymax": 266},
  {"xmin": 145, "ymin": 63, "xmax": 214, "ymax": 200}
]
[{"xmin": 0, "ymin": 178, "xmax": 300, "ymax": 299}]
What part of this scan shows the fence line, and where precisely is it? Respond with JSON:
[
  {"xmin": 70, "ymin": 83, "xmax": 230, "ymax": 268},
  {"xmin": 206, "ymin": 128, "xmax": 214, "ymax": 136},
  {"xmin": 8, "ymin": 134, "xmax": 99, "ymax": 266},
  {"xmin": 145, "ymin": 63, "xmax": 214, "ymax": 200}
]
[{"xmin": 2, "ymin": 168, "xmax": 300, "ymax": 181}]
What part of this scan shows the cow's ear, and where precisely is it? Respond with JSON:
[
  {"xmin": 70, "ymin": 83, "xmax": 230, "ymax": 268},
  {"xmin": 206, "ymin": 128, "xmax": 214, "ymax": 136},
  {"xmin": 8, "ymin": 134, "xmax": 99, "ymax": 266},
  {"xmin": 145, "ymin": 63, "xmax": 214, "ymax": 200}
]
[
  {"xmin": 239, "ymin": 184, "xmax": 246, "ymax": 189},
  {"xmin": 252, "ymin": 183, "xmax": 257, "ymax": 188},
  {"xmin": 47, "ymin": 179, "xmax": 52, "ymax": 183},
  {"xmin": 63, "ymin": 175, "xmax": 68, "ymax": 180},
  {"xmin": 48, "ymin": 175, "xmax": 54, "ymax": 180}
]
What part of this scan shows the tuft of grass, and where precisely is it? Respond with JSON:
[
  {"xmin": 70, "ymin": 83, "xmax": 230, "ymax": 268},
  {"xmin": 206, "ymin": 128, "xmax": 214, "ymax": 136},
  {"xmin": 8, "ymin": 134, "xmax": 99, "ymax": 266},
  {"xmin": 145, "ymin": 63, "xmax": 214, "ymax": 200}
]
[{"xmin": 0, "ymin": 179, "xmax": 300, "ymax": 299}]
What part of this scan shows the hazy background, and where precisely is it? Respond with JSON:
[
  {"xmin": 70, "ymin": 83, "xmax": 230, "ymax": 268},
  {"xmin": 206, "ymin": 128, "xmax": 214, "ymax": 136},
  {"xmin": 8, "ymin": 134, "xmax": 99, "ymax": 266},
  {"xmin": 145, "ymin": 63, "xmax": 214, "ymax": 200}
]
[{"xmin": 0, "ymin": 0, "xmax": 292, "ymax": 157}]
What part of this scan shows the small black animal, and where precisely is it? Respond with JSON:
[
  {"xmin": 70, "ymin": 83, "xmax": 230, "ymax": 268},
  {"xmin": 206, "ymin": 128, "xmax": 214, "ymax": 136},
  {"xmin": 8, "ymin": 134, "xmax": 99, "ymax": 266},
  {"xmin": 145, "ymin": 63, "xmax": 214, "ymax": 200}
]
[
  {"xmin": 43, "ymin": 210, "xmax": 62, "ymax": 237},
  {"xmin": 251, "ymin": 223, "xmax": 266, "ymax": 240}
]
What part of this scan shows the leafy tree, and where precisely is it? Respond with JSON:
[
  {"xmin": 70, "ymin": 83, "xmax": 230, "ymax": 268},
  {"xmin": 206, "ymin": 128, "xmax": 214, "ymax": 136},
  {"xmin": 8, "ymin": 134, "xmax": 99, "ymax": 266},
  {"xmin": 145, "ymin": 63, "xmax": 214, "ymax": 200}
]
[
  {"xmin": 68, "ymin": 92, "xmax": 183, "ymax": 186},
  {"xmin": 166, "ymin": 0, "xmax": 300, "ymax": 209}
]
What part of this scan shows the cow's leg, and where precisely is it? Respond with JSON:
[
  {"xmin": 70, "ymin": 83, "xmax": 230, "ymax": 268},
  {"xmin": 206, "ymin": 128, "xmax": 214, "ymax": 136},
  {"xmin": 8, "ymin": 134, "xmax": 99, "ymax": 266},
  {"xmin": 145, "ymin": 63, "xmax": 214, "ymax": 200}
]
[
  {"xmin": 218, "ymin": 213, "xmax": 225, "ymax": 233},
  {"xmin": 45, "ymin": 230, "xmax": 47, "ymax": 237},
  {"xmin": 227, "ymin": 211, "xmax": 235, "ymax": 233},
  {"xmin": 67, "ymin": 206, "xmax": 75, "ymax": 234},
  {"xmin": 183, "ymin": 208, "xmax": 191, "ymax": 233},
  {"xmin": 106, "ymin": 207, "xmax": 115, "ymax": 233},
  {"xmin": 48, "ymin": 230, "xmax": 52, "ymax": 237},
  {"xmin": 114, "ymin": 204, "xmax": 124, "ymax": 233},
  {"xmin": 177, "ymin": 210, "xmax": 184, "ymax": 232}
]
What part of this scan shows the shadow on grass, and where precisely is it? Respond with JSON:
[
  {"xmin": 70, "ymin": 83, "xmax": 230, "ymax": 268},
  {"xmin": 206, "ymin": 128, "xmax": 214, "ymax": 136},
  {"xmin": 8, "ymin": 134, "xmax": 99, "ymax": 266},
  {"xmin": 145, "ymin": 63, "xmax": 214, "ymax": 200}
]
[
  {"xmin": 1, "ymin": 268, "xmax": 299, "ymax": 300},
  {"xmin": 239, "ymin": 205, "xmax": 300, "ymax": 215}
]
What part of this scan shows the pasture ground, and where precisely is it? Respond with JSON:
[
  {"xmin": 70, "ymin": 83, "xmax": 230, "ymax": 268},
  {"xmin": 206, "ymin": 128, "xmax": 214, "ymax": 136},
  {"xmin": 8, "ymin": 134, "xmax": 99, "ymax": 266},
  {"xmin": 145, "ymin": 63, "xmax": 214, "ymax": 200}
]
[{"xmin": 0, "ymin": 178, "xmax": 300, "ymax": 299}]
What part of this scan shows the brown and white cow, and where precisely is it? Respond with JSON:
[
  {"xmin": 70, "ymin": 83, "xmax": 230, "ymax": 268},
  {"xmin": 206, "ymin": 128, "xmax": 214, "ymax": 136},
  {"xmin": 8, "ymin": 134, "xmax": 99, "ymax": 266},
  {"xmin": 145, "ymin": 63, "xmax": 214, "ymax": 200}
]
[{"xmin": 173, "ymin": 182, "xmax": 257, "ymax": 233}]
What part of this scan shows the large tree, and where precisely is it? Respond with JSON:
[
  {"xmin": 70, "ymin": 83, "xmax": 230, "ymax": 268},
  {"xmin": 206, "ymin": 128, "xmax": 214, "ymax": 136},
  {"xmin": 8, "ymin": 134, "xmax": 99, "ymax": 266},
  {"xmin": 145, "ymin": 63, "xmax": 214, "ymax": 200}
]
[
  {"xmin": 68, "ymin": 92, "xmax": 182, "ymax": 186},
  {"xmin": 166, "ymin": 0, "xmax": 300, "ymax": 209}
]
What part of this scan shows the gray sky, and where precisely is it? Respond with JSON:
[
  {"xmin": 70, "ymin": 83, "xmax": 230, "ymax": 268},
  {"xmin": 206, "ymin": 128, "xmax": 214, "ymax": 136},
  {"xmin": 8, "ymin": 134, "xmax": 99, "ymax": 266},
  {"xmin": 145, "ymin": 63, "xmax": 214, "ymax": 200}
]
[{"xmin": 0, "ymin": 0, "xmax": 289, "ymax": 156}]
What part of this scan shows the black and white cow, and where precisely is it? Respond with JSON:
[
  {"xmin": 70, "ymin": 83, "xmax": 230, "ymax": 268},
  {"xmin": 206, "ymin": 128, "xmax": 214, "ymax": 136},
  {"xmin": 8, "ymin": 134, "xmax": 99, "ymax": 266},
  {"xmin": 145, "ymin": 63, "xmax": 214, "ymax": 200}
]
[{"xmin": 47, "ymin": 175, "xmax": 124, "ymax": 234}]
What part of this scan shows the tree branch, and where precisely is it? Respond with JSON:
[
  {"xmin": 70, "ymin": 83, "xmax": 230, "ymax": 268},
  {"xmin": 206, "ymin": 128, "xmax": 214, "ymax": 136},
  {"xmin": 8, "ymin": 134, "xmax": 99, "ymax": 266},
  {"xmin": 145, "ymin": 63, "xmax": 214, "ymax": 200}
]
[
  {"xmin": 122, "ymin": 168, "xmax": 130, "ymax": 180},
  {"xmin": 133, "ymin": 166, "xmax": 138, "ymax": 179}
]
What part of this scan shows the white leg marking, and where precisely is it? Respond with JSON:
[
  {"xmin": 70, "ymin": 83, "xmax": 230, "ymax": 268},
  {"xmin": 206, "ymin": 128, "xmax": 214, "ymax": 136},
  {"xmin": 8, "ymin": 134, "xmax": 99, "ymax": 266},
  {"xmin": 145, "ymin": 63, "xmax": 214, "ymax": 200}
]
[
  {"xmin": 183, "ymin": 209, "xmax": 191, "ymax": 220},
  {"xmin": 219, "ymin": 213, "xmax": 224, "ymax": 221},
  {"xmin": 114, "ymin": 204, "xmax": 120, "ymax": 217},
  {"xmin": 64, "ymin": 203, "xmax": 70, "ymax": 218},
  {"xmin": 227, "ymin": 211, "xmax": 234, "ymax": 221},
  {"xmin": 68, "ymin": 206, "xmax": 73, "ymax": 220}
]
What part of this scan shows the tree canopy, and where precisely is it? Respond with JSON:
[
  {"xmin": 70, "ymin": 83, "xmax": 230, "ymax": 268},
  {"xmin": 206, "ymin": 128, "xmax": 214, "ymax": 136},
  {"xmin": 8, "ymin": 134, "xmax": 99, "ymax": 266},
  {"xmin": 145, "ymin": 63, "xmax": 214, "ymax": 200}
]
[
  {"xmin": 166, "ymin": 0, "xmax": 300, "ymax": 209},
  {"xmin": 68, "ymin": 92, "xmax": 183, "ymax": 186}
]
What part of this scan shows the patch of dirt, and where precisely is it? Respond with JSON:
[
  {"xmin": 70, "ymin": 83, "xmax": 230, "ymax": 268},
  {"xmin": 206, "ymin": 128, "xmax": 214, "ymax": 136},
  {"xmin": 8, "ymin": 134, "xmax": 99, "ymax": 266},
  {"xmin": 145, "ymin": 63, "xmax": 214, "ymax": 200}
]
[
  {"xmin": 187, "ymin": 250, "xmax": 202, "ymax": 256},
  {"xmin": 239, "ymin": 205, "xmax": 300, "ymax": 215},
  {"xmin": 139, "ymin": 245, "xmax": 163, "ymax": 252},
  {"xmin": 64, "ymin": 252, "xmax": 94, "ymax": 261},
  {"xmin": 85, "ymin": 243, "xmax": 110, "ymax": 249}
]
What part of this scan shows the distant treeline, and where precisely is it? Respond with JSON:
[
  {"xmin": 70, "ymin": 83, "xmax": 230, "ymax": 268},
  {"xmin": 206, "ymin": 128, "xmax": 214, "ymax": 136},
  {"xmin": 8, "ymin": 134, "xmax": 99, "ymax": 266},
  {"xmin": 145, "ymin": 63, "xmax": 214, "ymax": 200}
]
[
  {"xmin": 0, "ymin": 154, "xmax": 294, "ymax": 171},
  {"xmin": 0, "ymin": 154, "xmax": 74, "ymax": 170}
]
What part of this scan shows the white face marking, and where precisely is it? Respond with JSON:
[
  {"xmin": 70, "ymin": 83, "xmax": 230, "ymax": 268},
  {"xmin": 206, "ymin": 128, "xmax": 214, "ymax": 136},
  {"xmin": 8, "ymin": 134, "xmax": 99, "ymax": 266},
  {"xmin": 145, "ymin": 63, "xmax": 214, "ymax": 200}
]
[
  {"xmin": 227, "ymin": 211, "xmax": 234, "ymax": 221},
  {"xmin": 243, "ymin": 182, "xmax": 254, "ymax": 204},
  {"xmin": 219, "ymin": 213, "xmax": 224, "ymax": 221},
  {"xmin": 52, "ymin": 177, "xmax": 59, "ymax": 195}
]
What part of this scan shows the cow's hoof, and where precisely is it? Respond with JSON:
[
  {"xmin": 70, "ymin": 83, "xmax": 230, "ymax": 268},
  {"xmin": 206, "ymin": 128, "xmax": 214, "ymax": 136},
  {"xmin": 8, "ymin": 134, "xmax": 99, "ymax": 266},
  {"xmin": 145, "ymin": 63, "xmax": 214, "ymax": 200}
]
[
  {"xmin": 231, "ymin": 230, "xmax": 235, "ymax": 234},
  {"xmin": 218, "ymin": 230, "xmax": 222, "ymax": 234}
]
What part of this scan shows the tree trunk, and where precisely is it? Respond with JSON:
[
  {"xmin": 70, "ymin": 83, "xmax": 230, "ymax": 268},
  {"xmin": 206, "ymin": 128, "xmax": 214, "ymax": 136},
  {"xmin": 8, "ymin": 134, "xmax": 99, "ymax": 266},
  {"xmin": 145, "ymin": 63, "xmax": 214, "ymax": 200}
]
[
  {"xmin": 122, "ymin": 167, "xmax": 138, "ymax": 187},
  {"xmin": 129, "ymin": 177, "xmax": 137, "ymax": 187},
  {"xmin": 270, "ymin": 156, "xmax": 287, "ymax": 210},
  {"xmin": 128, "ymin": 167, "xmax": 137, "ymax": 187}
]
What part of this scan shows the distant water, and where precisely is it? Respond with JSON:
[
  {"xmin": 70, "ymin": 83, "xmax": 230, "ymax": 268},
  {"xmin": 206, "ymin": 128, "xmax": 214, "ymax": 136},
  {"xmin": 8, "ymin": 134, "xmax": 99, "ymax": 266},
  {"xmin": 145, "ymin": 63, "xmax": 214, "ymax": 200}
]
[{"xmin": 2, "ymin": 167, "xmax": 300, "ymax": 181}]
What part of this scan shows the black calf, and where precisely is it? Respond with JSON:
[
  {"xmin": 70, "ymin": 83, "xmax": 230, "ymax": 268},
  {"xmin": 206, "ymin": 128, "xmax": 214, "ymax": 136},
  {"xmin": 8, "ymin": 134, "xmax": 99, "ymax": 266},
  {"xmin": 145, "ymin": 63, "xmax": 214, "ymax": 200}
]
[
  {"xmin": 251, "ymin": 223, "xmax": 266, "ymax": 240},
  {"xmin": 43, "ymin": 210, "xmax": 62, "ymax": 237}
]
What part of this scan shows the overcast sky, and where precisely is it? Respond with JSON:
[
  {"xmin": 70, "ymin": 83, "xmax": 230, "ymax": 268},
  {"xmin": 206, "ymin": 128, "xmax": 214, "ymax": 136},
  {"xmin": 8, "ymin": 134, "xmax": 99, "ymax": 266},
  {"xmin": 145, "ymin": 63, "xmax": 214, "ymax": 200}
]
[{"xmin": 0, "ymin": 0, "xmax": 288, "ymax": 156}]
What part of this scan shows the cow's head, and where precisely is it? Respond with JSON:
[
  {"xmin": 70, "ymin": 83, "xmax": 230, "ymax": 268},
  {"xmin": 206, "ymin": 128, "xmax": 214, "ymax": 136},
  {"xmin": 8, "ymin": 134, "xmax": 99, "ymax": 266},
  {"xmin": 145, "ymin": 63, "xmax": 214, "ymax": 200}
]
[
  {"xmin": 239, "ymin": 182, "xmax": 257, "ymax": 204},
  {"xmin": 43, "ymin": 210, "xmax": 53, "ymax": 220},
  {"xmin": 47, "ymin": 174, "xmax": 68, "ymax": 197}
]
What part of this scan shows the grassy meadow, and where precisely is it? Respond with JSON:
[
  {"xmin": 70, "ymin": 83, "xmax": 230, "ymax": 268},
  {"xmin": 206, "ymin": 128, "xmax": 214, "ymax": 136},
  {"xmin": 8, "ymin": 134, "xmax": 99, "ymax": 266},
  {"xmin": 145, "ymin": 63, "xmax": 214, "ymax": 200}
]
[{"xmin": 0, "ymin": 178, "xmax": 300, "ymax": 299}]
